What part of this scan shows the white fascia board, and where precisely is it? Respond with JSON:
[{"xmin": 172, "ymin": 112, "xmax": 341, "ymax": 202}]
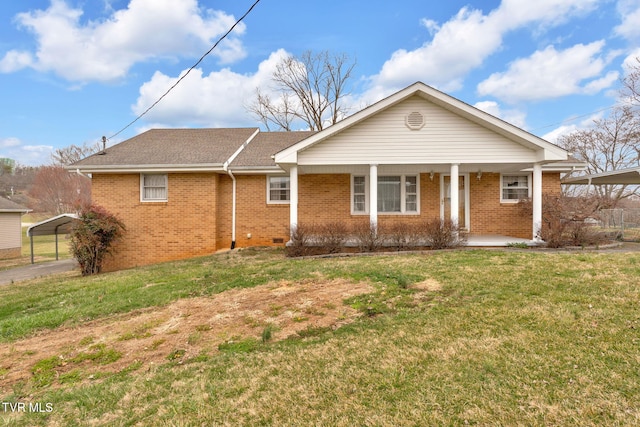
[
  {"xmin": 69, "ymin": 164, "xmax": 226, "ymax": 173},
  {"xmin": 274, "ymin": 81, "xmax": 570, "ymax": 164},
  {"xmin": 228, "ymin": 166, "xmax": 286, "ymax": 175}
]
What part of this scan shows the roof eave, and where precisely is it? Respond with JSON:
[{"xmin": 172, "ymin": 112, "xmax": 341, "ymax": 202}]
[{"xmin": 68, "ymin": 164, "xmax": 226, "ymax": 174}]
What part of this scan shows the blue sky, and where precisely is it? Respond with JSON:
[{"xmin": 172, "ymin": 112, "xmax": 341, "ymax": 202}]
[{"xmin": 1, "ymin": 0, "xmax": 639, "ymax": 166}]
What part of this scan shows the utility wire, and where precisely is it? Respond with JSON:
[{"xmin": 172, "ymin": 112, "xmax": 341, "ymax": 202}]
[{"xmin": 107, "ymin": 0, "xmax": 262, "ymax": 141}]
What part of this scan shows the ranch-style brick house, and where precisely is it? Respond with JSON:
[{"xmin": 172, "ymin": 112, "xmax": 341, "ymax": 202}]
[{"xmin": 72, "ymin": 82, "xmax": 585, "ymax": 271}]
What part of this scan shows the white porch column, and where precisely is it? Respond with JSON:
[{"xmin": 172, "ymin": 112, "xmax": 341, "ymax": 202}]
[
  {"xmin": 450, "ymin": 164, "xmax": 459, "ymax": 226},
  {"xmin": 369, "ymin": 164, "xmax": 378, "ymax": 232},
  {"xmin": 532, "ymin": 162, "xmax": 542, "ymax": 242},
  {"xmin": 289, "ymin": 165, "xmax": 298, "ymax": 238}
]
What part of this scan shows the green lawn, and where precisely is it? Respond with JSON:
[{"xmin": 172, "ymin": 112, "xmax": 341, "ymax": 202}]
[{"xmin": 1, "ymin": 248, "xmax": 639, "ymax": 426}]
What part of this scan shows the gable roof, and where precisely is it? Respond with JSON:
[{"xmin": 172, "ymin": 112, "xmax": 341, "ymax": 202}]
[
  {"xmin": 73, "ymin": 128, "xmax": 260, "ymax": 172},
  {"xmin": 0, "ymin": 197, "xmax": 30, "ymax": 213},
  {"xmin": 275, "ymin": 81, "xmax": 568, "ymax": 164}
]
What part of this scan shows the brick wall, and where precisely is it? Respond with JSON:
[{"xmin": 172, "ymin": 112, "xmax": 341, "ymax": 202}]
[
  {"xmin": 91, "ymin": 170, "xmax": 563, "ymax": 269},
  {"xmin": 223, "ymin": 175, "xmax": 290, "ymax": 248},
  {"xmin": 92, "ymin": 173, "xmax": 219, "ymax": 271}
]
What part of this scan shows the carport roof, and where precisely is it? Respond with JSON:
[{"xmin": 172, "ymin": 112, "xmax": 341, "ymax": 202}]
[
  {"xmin": 27, "ymin": 214, "xmax": 78, "ymax": 237},
  {"xmin": 561, "ymin": 166, "xmax": 640, "ymax": 185}
]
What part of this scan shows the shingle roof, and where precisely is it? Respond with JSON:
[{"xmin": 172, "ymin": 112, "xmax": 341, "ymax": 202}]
[
  {"xmin": 231, "ymin": 131, "xmax": 317, "ymax": 168},
  {"xmin": 0, "ymin": 196, "xmax": 30, "ymax": 212},
  {"xmin": 73, "ymin": 128, "xmax": 260, "ymax": 168}
]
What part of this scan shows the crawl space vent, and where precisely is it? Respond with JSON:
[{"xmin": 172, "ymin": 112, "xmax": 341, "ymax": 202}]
[{"xmin": 405, "ymin": 111, "xmax": 425, "ymax": 130}]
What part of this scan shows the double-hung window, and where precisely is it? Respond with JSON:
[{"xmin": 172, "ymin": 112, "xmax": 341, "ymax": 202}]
[
  {"xmin": 501, "ymin": 174, "xmax": 530, "ymax": 202},
  {"xmin": 352, "ymin": 174, "xmax": 419, "ymax": 214},
  {"xmin": 141, "ymin": 174, "xmax": 168, "ymax": 202},
  {"xmin": 267, "ymin": 176, "xmax": 290, "ymax": 203}
]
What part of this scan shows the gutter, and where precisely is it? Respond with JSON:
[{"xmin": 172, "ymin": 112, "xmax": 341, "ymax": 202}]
[{"xmin": 223, "ymin": 128, "xmax": 260, "ymax": 250}]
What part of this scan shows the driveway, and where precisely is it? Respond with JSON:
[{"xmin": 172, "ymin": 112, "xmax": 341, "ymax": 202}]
[{"xmin": 0, "ymin": 259, "xmax": 78, "ymax": 286}]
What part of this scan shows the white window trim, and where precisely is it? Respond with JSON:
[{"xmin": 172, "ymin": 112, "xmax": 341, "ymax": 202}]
[
  {"xmin": 351, "ymin": 174, "xmax": 420, "ymax": 215},
  {"xmin": 500, "ymin": 173, "xmax": 532, "ymax": 203},
  {"xmin": 266, "ymin": 175, "xmax": 290, "ymax": 205},
  {"xmin": 140, "ymin": 173, "xmax": 168, "ymax": 202}
]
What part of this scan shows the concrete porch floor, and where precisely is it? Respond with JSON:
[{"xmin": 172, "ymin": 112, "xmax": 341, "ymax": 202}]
[{"xmin": 466, "ymin": 235, "xmax": 537, "ymax": 247}]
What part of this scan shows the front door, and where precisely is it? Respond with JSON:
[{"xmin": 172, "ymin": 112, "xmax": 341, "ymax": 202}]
[{"xmin": 441, "ymin": 174, "xmax": 470, "ymax": 231}]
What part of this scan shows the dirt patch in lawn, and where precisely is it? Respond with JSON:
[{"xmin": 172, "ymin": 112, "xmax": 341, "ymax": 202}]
[{"xmin": 0, "ymin": 276, "xmax": 373, "ymax": 390}]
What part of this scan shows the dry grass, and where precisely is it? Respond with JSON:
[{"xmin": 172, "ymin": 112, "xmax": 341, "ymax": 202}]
[{"xmin": 1, "ymin": 248, "xmax": 639, "ymax": 426}]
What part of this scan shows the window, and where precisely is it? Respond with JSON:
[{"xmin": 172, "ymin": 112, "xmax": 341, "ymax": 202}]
[
  {"xmin": 268, "ymin": 176, "xmax": 290, "ymax": 203},
  {"xmin": 353, "ymin": 176, "xmax": 366, "ymax": 212},
  {"xmin": 352, "ymin": 174, "xmax": 419, "ymax": 214},
  {"xmin": 501, "ymin": 174, "xmax": 530, "ymax": 202},
  {"xmin": 141, "ymin": 174, "xmax": 167, "ymax": 202}
]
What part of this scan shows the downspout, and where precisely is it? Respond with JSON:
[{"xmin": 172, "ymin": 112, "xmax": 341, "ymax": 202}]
[
  {"xmin": 227, "ymin": 169, "xmax": 237, "ymax": 249},
  {"xmin": 223, "ymin": 128, "xmax": 260, "ymax": 250}
]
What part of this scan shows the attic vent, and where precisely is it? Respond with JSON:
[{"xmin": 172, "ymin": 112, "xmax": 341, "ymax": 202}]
[{"xmin": 405, "ymin": 111, "xmax": 425, "ymax": 130}]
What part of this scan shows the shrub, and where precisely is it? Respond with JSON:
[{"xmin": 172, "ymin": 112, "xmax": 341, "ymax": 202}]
[
  {"xmin": 69, "ymin": 205, "xmax": 125, "ymax": 275},
  {"xmin": 382, "ymin": 222, "xmax": 421, "ymax": 251},
  {"xmin": 352, "ymin": 221, "xmax": 382, "ymax": 252},
  {"xmin": 314, "ymin": 221, "xmax": 349, "ymax": 254},
  {"xmin": 519, "ymin": 195, "xmax": 601, "ymax": 248},
  {"xmin": 421, "ymin": 218, "xmax": 467, "ymax": 249},
  {"xmin": 286, "ymin": 223, "xmax": 312, "ymax": 257}
]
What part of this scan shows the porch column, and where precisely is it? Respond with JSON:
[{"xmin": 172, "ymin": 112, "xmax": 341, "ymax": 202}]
[
  {"xmin": 289, "ymin": 165, "xmax": 298, "ymax": 238},
  {"xmin": 450, "ymin": 163, "xmax": 459, "ymax": 226},
  {"xmin": 369, "ymin": 164, "xmax": 378, "ymax": 232},
  {"xmin": 532, "ymin": 162, "xmax": 542, "ymax": 242}
]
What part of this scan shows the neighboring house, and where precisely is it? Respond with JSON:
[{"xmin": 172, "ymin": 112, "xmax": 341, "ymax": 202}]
[
  {"xmin": 71, "ymin": 82, "xmax": 585, "ymax": 271},
  {"xmin": 0, "ymin": 197, "xmax": 31, "ymax": 259}
]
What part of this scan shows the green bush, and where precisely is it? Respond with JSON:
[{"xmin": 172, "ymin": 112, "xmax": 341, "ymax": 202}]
[{"xmin": 69, "ymin": 205, "xmax": 125, "ymax": 275}]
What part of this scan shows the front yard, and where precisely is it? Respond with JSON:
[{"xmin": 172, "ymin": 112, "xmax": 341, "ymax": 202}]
[{"xmin": 0, "ymin": 248, "xmax": 638, "ymax": 425}]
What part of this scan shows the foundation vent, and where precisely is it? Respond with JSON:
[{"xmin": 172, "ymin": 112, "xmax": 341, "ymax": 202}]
[
  {"xmin": 405, "ymin": 111, "xmax": 425, "ymax": 130},
  {"xmin": 272, "ymin": 238, "xmax": 284, "ymax": 244}
]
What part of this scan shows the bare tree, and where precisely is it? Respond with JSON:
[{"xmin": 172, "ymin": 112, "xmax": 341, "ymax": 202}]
[
  {"xmin": 559, "ymin": 105, "xmax": 640, "ymax": 206},
  {"xmin": 248, "ymin": 51, "xmax": 356, "ymax": 131},
  {"xmin": 28, "ymin": 165, "xmax": 90, "ymax": 214},
  {"xmin": 52, "ymin": 140, "xmax": 103, "ymax": 165},
  {"xmin": 621, "ymin": 56, "xmax": 640, "ymax": 106}
]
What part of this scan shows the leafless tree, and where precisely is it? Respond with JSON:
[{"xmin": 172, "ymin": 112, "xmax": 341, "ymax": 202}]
[
  {"xmin": 559, "ymin": 105, "xmax": 640, "ymax": 206},
  {"xmin": 52, "ymin": 140, "xmax": 103, "ymax": 165},
  {"xmin": 621, "ymin": 56, "xmax": 640, "ymax": 106},
  {"xmin": 248, "ymin": 50, "xmax": 356, "ymax": 131},
  {"xmin": 28, "ymin": 165, "xmax": 90, "ymax": 214}
]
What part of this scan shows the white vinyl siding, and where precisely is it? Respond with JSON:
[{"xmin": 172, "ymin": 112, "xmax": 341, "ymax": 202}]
[
  {"xmin": 141, "ymin": 174, "xmax": 168, "ymax": 202},
  {"xmin": 501, "ymin": 174, "xmax": 531, "ymax": 202},
  {"xmin": 352, "ymin": 174, "xmax": 419, "ymax": 214},
  {"xmin": 267, "ymin": 176, "xmax": 290, "ymax": 204},
  {"xmin": 0, "ymin": 213, "xmax": 22, "ymax": 250},
  {"xmin": 298, "ymin": 96, "xmax": 538, "ymax": 165}
]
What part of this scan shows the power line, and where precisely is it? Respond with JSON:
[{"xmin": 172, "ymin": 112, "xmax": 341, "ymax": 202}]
[{"xmin": 107, "ymin": 0, "xmax": 262, "ymax": 141}]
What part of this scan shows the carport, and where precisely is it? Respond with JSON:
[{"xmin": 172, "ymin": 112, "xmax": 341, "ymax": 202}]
[
  {"xmin": 562, "ymin": 166, "xmax": 640, "ymax": 186},
  {"xmin": 26, "ymin": 214, "xmax": 78, "ymax": 264}
]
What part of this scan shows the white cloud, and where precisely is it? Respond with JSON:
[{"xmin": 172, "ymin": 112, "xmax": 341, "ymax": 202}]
[
  {"xmin": 132, "ymin": 49, "xmax": 289, "ymax": 127},
  {"xmin": 0, "ymin": 50, "xmax": 34, "ymax": 73},
  {"xmin": 0, "ymin": 137, "xmax": 53, "ymax": 166},
  {"xmin": 541, "ymin": 113, "xmax": 602, "ymax": 143},
  {"xmin": 0, "ymin": 137, "xmax": 22, "ymax": 148},
  {"xmin": 477, "ymin": 42, "xmax": 620, "ymax": 102},
  {"xmin": 1, "ymin": 0, "xmax": 246, "ymax": 82},
  {"xmin": 615, "ymin": 0, "xmax": 640, "ymax": 41},
  {"xmin": 364, "ymin": 0, "xmax": 601, "ymax": 100},
  {"xmin": 473, "ymin": 101, "xmax": 527, "ymax": 129}
]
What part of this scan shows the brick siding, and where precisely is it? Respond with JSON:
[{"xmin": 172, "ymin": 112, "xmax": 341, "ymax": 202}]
[{"xmin": 91, "ymin": 170, "xmax": 562, "ymax": 270}]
